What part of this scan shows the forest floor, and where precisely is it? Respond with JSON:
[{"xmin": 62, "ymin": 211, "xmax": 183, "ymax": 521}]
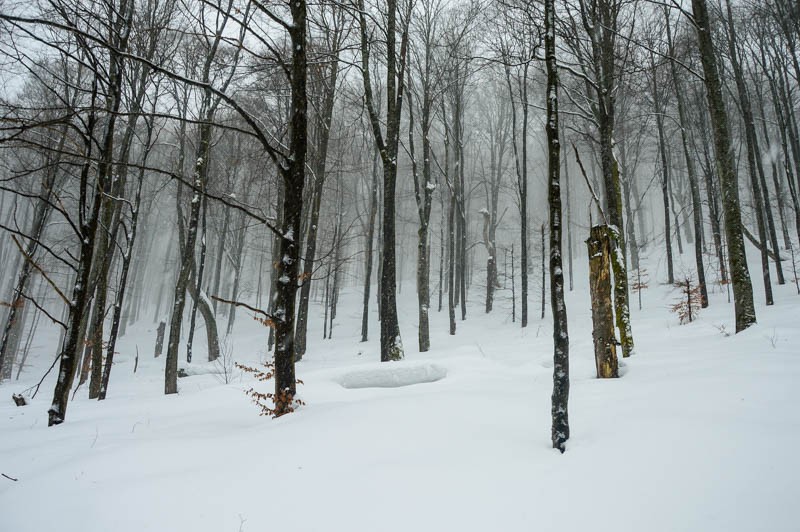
[{"xmin": 1, "ymin": 250, "xmax": 799, "ymax": 532}]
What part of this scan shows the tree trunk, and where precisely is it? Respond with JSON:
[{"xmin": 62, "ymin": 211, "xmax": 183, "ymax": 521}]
[
  {"xmin": 270, "ymin": 0, "xmax": 307, "ymax": 415},
  {"xmin": 361, "ymin": 152, "xmax": 379, "ymax": 342},
  {"xmin": 186, "ymin": 193, "xmax": 209, "ymax": 363},
  {"xmin": 545, "ymin": 0, "xmax": 570, "ymax": 451},
  {"xmin": 697, "ymin": 109, "xmax": 729, "ymax": 284},
  {"xmin": 691, "ymin": 0, "xmax": 756, "ymax": 332},
  {"xmin": 357, "ymin": 0, "xmax": 407, "ymax": 362},
  {"xmin": 165, "ymin": 121, "xmax": 210, "ymax": 394},
  {"xmin": 540, "ymin": 224, "xmax": 546, "ymax": 319},
  {"xmin": 154, "ymin": 321, "xmax": 166, "ymax": 358},
  {"xmin": 666, "ymin": 11, "xmax": 708, "ymax": 307},
  {"xmin": 99, "ymin": 143, "xmax": 149, "ymax": 400},
  {"xmin": 587, "ymin": 226, "xmax": 618, "ymax": 379},
  {"xmin": 723, "ymin": 0, "xmax": 780, "ymax": 298},
  {"xmin": 650, "ymin": 50, "xmax": 674, "ymax": 285},
  {"xmin": 226, "ymin": 217, "xmax": 247, "ymax": 335},
  {"xmin": 448, "ymin": 191, "xmax": 457, "ymax": 336},
  {"xmin": 0, "ymin": 127, "xmax": 64, "ymax": 380},
  {"xmin": 211, "ymin": 206, "xmax": 230, "ymax": 314}
]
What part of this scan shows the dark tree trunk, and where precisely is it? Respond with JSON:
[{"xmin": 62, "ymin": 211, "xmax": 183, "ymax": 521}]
[
  {"xmin": 650, "ymin": 51, "xmax": 674, "ymax": 285},
  {"xmin": 540, "ymin": 224, "xmax": 546, "ymax": 320},
  {"xmin": 502, "ymin": 58, "xmax": 530, "ymax": 328},
  {"xmin": 211, "ymin": 207, "xmax": 230, "ymax": 314},
  {"xmin": 564, "ymin": 146, "xmax": 574, "ymax": 292},
  {"xmin": 270, "ymin": 0, "xmax": 307, "ymax": 415},
  {"xmin": 295, "ymin": 47, "xmax": 340, "ymax": 358},
  {"xmin": 99, "ymin": 127, "xmax": 151, "ymax": 399},
  {"xmin": 666, "ymin": 11, "xmax": 708, "ymax": 307},
  {"xmin": 545, "ymin": 0, "xmax": 570, "ymax": 451},
  {"xmin": 361, "ymin": 152, "xmax": 379, "ymax": 342},
  {"xmin": 358, "ymin": 0, "xmax": 408, "ymax": 362},
  {"xmin": 406, "ymin": 88, "xmax": 433, "ymax": 351},
  {"xmin": 186, "ymin": 193, "xmax": 209, "ymax": 363},
  {"xmin": 442, "ymin": 113, "xmax": 457, "ymax": 336},
  {"xmin": 690, "ymin": 0, "xmax": 756, "ymax": 332},
  {"xmin": 226, "ymin": 215, "xmax": 247, "ymax": 335},
  {"xmin": 511, "ymin": 245, "xmax": 516, "ymax": 323},
  {"xmin": 448, "ymin": 191, "xmax": 457, "ymax": 336},
  {"xmin": 697, "ymin": 103, "xmax": 728, "ymax": 284},
  {"xmin": 620, "ymin": 148, "xmax": 640, "ymax": 273},
  {"xmin": 723, "ymin": 0, "xmax": 780, "ymax": 299},
  {"xmin": 49, "ymin": 75, "xmax": 112, "ymax": 425},
  {"xmin": 154, "ymin": 321, "xmax": 166, "ymax": 358},
  {"xmin": 165, "ymin": 119, "xmax": 210, "ymax": 394}
]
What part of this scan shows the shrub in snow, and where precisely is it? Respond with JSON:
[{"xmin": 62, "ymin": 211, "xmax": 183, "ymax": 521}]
[
  {"xmin": 236, "ymin": 360, "xmax": 304, "ymax": 417},
  {"xmin": 671, "ymin": 277, "xmax": 702, "ymax": 325}
]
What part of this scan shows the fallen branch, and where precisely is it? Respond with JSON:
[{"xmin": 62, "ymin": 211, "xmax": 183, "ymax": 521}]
[
  {"xmin": 742, "ymin": 226, "xmax": 783, "ymax": 262},
  {"xmin": 22, "ymin": 350, "xmax": 63, "ymax": 399},
  {"xmin": 11, "ymin": 235, "xmax": 71, "ymax": 305},
  {"xmin": 573, "ymin": 143, "xmax": 608, "ymax": 225},
  {"xmin": 210, "ymin": 295, "xmax": 276, "ymax": 321}
]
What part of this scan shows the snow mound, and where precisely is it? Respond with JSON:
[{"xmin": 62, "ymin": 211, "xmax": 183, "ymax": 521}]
[
  {"xmin": 337, "ymin": 362, "xmax": 447, "ymax": 389},
  {"xmin": 177, "ymin": 364, "xmax": 220, "ymax": 378}
]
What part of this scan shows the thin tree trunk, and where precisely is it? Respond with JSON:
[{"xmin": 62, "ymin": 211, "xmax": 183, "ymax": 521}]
[
  {"xmin": 99, "ymin": 130, "xmax": 149, "ymax": 399},
  {"xmin": 226, "ymin": 217, "xmax": 247, "ymax": 335},
  {"xmin": 666, "ymin": 12, "xmax": 708, "ymax": 307},
  {"xmin": 211, "ymin": 207, "xmax": 230, "ymax": 314},
  {"xmin": 186, "ymin": 193, "xmax": 209, "ymax": 363},
  {"xmin": 541, "ymin": 223, "xmax": 546, "ymax": 319},
  {"xmin": 723, "ymin": 0, "xmax": 778, "ymax": 300},
  {"xmin": 650, "ymin": 50, "xmax": 674, "ymax": 285},
  {"xmin": 361, "ymin": 151, "xmax": 379, "ymax": 343},
  {"xmin": 357, "ymin": 0, "xmax": 407, "ymax": 362},
  {"xmin": 49, "ymin": 82, "xmax": 109, "ymax": 425},
  {"xmin": 545, "ymin": 0, "xmax": 569, "ymax": 451}
]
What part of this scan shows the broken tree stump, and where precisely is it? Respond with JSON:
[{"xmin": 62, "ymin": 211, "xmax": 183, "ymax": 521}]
[
  {"xmin": 587, "ymin": 225, "xmax": 619, "ymax": 378},
  {"xmin": 154, "ymin": 321, "xmax": 166, "ymax": 358},
  {"xmin": 12, "ymin": 393, "xmax": 27, "ymax": 406}
]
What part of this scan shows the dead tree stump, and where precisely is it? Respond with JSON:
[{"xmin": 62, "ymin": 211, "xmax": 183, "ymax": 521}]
[
  {"xmin": 587, "ymin": 226, "xmax": 619, "ymax": 378},
  {"xmin": 154, "ymin": 321, "xmax": 166, "ymax": 358},
  {"xmin": 12, "ymin": 393, "xmax": 28, "ymax": 406}
]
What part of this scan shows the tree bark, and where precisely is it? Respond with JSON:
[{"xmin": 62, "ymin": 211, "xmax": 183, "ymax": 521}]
[
  {"xmin": 690, "ymin": 0, "xmax": 756, "ymax": 332},
  {"xmin": 545, "ymin": 0, "xmax": 570, "ymax": 451},
  {"xmin": 587, "ymin": 226, "xmax": 618, "ymax": 379},
  {"xmin": 723, "ymin": 0, "xmax": 780, "ymax": 299},
  {"xmin": 358, "ymin": 0, "xmax": 408, "ymax": 362}
]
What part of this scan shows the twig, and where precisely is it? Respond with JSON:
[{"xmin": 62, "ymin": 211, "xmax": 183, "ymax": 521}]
[
  {"xmin": 211, "ymin": 295, "xmax": 275, "ymax": 321},
  {"xmin": 23, "ymin": 350, "xmax": 63, "ymax": 399},
  {"xmin": 2, "ymin": 473, "xmax": 18, "ymax": 481},
  {"xmin": 11, "ymin": 236, "xmax": 71, "ymax": 305},
  {"xmin": 573, "ymin": 143, "xmax": 608, "ymax": 225}
]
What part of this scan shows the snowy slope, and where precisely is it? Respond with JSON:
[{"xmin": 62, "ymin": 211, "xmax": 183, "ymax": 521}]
[{"xmin": 1, "ymin": 250, "xmax": 799, "ymax": 532}]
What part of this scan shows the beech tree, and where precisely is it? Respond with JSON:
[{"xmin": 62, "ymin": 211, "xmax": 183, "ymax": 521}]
[
  {"xmin": 545, "ymin": 0, "xmax": 569, "ymax": 453},
  {"xmin": 689, "ymin": 0, "xmax": 756, "ymax": 332},
  {"xmin": 357, "ymin": 0, "xmax": 411, "ymax": 362}
]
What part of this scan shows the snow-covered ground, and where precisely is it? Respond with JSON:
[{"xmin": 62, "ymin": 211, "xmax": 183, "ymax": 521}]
[{"xmin": 2, "ymin": 250, "xmax": 799, "ymax": 532}]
